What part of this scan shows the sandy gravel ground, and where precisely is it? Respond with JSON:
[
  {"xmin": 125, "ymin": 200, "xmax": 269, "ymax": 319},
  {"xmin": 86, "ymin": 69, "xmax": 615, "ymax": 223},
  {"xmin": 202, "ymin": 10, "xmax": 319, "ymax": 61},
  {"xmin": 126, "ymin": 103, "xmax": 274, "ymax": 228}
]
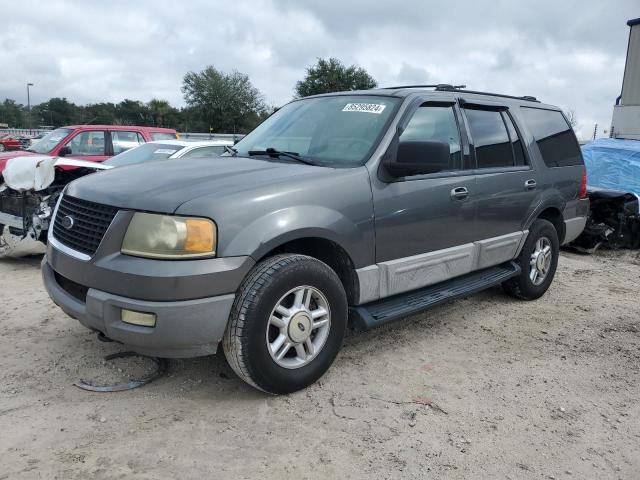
[{"xmin": 1, "ymin": 250, "xmax": 639, "ymax": 479}]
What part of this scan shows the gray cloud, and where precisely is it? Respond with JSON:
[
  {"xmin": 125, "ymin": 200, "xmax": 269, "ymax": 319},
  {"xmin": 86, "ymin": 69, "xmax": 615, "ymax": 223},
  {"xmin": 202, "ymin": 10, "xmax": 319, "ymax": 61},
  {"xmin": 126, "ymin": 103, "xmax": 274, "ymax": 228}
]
[{"xmin": 0, "ymin": 0, "xmax": 637, "ymax": 138}]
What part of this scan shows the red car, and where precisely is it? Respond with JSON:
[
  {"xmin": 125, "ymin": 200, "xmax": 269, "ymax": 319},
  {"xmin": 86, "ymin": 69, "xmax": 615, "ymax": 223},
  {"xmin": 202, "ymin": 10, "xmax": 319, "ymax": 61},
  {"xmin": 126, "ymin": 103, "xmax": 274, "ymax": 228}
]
[
  {"xmin": 0, "ymin": 134, "xmax": 23, "ymax": 152},
  {"xmin": 0, "ymin": 125, "xmax": 177, "ymax": 174}
]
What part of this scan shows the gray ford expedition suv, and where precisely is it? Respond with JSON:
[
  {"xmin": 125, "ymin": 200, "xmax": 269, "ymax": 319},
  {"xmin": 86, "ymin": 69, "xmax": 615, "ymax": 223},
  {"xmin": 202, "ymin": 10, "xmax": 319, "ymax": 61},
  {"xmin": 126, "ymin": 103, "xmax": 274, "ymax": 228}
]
[{"xmin": 42, "ymin": 85, "xmax": 589, "ymax": 393}]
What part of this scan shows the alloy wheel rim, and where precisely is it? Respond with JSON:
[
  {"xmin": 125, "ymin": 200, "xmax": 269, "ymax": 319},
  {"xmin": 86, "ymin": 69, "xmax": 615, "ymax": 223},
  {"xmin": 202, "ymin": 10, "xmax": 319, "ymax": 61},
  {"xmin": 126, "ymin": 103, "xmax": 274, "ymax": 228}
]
[
  {"xmin": 266, "ymin": 285, "xmax": 331, "ymax": 369},
  {"xmin": 529, "ymin": 236, "xmax": 552, "ymax": 286}
]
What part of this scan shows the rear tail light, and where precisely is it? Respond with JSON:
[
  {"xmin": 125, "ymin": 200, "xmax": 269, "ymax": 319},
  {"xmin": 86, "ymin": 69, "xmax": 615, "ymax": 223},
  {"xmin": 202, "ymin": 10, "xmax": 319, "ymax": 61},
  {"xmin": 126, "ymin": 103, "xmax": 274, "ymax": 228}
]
[{"xmin": 579, "ymin": 169, "xmax": 588, "ymax": 199}]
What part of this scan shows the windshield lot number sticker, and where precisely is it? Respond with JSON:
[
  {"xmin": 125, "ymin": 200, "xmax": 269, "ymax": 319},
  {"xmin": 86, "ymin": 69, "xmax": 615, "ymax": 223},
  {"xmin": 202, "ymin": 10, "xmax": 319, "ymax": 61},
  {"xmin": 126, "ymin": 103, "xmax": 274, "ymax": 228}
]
[{"xmin": 342, "ymin": 103, "xmax": 386, "ymax": 114}]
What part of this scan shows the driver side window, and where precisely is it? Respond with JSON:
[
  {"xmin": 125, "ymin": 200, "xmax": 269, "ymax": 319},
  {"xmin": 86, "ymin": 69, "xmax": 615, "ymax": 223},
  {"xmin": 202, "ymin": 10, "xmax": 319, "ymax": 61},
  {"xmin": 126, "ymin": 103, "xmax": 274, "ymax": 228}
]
[
  {"xmin": 66, "ymin": 131, "xmax": 106, "ymax": 156},
  {"xmin": 400, "ymin": 104, "xmax": 463, "ymax": 171}
]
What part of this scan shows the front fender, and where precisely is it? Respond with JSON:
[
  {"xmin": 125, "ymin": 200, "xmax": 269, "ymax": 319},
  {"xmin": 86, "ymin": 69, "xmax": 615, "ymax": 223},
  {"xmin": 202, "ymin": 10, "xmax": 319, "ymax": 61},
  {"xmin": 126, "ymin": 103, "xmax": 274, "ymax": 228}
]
[{"xmin": 221, "ymin": 205, "xmax": 372, "ymax": 267}]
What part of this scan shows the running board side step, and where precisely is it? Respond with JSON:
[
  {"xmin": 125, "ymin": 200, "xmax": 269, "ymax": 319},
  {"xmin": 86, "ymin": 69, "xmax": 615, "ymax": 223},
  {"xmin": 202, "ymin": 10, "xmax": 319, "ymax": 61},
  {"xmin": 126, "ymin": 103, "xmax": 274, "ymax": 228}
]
[{"xmin": 350, "ymin": 261, "xmax": 521, "ymax": 331}]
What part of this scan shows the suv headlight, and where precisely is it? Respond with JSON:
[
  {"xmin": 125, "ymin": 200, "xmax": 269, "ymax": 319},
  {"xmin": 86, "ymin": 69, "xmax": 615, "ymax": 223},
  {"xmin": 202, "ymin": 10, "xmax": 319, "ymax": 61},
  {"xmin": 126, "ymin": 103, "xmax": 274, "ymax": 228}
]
[{"xmin": 121, "ymin": 212, "xmax": 217, "ymax": 259}]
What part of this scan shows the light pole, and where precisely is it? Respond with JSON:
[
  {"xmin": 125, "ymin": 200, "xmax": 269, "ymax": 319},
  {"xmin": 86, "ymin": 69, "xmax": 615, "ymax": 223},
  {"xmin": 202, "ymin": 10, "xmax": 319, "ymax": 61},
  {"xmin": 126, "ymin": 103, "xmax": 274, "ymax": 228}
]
[{"xmin": 26, "ymin": 83, "xmax": 34, "ymax": 133}]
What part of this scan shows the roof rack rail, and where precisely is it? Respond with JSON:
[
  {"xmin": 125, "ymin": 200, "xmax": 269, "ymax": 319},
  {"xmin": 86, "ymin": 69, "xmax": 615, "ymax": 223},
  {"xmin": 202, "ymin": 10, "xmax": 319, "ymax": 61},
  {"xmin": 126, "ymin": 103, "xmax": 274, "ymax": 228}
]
[
  {"xmin": 381, "ymin": 84, "xmax": 466, "ymax": 90},
  {"xmin": 455, "ymin": 88, "xmax": 539, "ymax": 103},
  {"xmin": 380, "ymin": 84, "xmax": 539, "ymax": 102}
]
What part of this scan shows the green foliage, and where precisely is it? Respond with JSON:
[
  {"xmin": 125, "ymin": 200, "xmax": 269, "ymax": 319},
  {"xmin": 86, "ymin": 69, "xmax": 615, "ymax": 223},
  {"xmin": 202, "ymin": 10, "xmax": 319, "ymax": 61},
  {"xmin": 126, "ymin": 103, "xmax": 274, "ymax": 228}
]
[
  {"xmin": 1, "ymin": 66, "xmax": 271, "ymax": 133},
  {"xmin": 295, "ymin": 57, "xmax": 377, "ymax": 98},
  {"xmin": 0, "ymin": 99, "xmax": 26, "ymax": 127},
  {"xmin": 182, "ymin": 66, "xmax": 268, "ymax": 133}
]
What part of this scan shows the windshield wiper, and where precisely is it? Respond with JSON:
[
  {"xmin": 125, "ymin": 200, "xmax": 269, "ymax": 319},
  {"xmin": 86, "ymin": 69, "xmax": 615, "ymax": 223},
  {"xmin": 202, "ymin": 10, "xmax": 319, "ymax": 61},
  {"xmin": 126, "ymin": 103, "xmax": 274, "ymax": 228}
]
[
  {"xmin": 247, "ymin": 147, "xmax": 317, "ymax": 166},
  {"xmin": 223, "ymin": 145, "xmax": 237, "ymax": 156}
]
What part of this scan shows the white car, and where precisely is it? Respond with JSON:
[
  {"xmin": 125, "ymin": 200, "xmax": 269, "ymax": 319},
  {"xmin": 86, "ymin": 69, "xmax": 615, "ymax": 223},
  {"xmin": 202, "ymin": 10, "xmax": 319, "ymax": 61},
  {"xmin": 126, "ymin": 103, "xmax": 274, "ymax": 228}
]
[{"xmin": 102, "ymin": 139, "xmax": 234, "ymax": 167}]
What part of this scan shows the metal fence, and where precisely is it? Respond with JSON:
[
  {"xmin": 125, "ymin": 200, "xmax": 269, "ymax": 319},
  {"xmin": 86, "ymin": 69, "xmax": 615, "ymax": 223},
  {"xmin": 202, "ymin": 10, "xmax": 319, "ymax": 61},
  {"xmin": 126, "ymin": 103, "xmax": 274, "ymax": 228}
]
[{"xmin": 0, "ymin": 128, "xmax": 244, "ymax": 142}]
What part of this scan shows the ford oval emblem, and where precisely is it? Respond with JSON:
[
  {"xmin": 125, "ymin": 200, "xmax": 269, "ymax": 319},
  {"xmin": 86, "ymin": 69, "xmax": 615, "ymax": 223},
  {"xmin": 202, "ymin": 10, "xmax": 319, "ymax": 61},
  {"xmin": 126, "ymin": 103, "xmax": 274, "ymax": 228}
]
[{"xmin": 61, "ymin": 215, "xmax": 75, "ymax": 230}]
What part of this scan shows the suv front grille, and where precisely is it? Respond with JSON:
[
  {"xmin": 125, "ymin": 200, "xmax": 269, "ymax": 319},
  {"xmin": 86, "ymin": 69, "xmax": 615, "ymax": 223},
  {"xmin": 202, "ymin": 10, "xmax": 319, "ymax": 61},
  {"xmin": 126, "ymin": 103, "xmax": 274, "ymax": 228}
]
[{"xmin": 52, "ymin": 195, "xmax": 118, "ymax": 256}]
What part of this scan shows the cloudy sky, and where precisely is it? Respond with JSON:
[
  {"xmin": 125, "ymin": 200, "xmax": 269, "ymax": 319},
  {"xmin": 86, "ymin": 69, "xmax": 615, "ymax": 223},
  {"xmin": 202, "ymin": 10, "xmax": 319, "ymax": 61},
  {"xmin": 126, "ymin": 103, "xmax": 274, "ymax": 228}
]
[{"xmin": 0, "ymin": 0, "xmax": 637, "ymax": 138}]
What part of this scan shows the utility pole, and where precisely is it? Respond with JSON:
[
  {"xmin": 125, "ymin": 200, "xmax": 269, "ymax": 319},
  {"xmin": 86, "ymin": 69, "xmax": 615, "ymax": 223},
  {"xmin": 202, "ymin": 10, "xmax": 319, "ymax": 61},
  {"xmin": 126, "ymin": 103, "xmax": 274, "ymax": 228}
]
[
  {"xmin": 593, "ymin": 123, "xmax": 598, "ymax": 141},
  {"xmin": 26, "ymin": 82, "xmax": 34, "ymax": 133}
]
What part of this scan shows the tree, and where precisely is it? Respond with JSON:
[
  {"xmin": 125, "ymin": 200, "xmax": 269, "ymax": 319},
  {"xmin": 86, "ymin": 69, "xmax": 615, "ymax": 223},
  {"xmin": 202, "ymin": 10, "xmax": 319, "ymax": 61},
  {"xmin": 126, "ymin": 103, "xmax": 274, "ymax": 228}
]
[
  {"xmin": 0, "ymin": 99, "xmax": 26, "ymax": 127},
  {"xmin": 294, "ymin": 57, "xmax": 377, "ymax": 98},
  {"xmin": 565, "ymin": 109, "xmax": 578, "ymax": 129},
  {"xmin": 83, "ymin": 102, "xmax": 117, "ymax": 126},
  {"xmin": 182, "ymin": 66, "xmax": 267, "ymax": 133},
  {"xmin": 114, "ymin": 100, "xmax": 151, "ymax": 126},
  {"xmin": 147, "ymin": 99, "xmax": 172, "ymax": 127}
]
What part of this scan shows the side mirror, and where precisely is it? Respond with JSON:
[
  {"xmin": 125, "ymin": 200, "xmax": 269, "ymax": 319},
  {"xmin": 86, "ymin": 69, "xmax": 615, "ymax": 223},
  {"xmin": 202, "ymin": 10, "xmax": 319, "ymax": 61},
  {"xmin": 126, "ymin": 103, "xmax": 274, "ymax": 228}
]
[
  {"xmin": 387, "ymin": 140, "xmax": 451, "ymax": 177},
  {"xmin": 58, "ymin": 146, "xmax": 72, "ymax": 157}
]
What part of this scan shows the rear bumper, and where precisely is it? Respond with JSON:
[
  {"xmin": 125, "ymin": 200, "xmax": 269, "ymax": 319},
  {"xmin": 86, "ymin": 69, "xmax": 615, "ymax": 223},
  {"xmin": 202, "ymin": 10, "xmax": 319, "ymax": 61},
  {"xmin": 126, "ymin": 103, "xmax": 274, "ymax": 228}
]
[
  {"xmin": 42, "ymin": 260, "xmax": 235, "ymax": 358},
  {"xmin": 562, "ymin": 198, "xmax": 590, "ymax": 245}
]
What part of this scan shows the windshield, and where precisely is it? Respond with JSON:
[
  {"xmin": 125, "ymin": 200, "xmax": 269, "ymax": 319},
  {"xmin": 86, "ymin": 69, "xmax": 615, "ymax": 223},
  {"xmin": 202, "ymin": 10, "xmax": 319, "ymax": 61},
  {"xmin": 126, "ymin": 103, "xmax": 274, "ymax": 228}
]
[
  {"xmin": 29, "ymin": 128, "xmax": 73, "ymax": 153},
  {"xmin": 233, "ymin": 95, "xmax": 401, "ymax": 166},
  {"xmin": 103, "ymin": 142, "xmax": 184, "ymax": 167}
]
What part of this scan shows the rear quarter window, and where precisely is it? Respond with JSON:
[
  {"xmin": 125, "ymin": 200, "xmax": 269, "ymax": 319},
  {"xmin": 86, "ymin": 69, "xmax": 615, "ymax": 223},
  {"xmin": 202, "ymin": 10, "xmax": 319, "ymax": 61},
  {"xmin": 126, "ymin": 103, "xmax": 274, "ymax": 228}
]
[
  {"xmin": 151, "ymin": 132, "xmax": 178, "ymax": 141},
  {"xmin": 520, "ymin": 107, "xmax": 583, "ymax": 167}
]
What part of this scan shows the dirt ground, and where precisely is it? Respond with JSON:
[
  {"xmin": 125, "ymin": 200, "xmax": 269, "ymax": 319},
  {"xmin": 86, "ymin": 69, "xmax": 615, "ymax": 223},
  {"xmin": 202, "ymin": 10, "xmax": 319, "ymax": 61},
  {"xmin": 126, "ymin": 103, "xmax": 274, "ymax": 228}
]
[{"xmin": 1, "ymin": 250, "xmax": 639, "ymax": 479}]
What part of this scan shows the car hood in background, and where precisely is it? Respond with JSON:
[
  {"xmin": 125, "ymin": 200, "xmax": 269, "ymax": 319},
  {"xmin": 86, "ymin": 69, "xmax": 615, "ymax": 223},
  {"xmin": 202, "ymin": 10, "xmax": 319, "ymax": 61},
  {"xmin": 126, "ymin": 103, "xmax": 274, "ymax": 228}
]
[
  {"xmin": 65, "ymin": 156, "xmax": 336, "ymax": 214},
  {"xmin": 0, "ymin": 150, "xmax": 40, "ymax": 174},
  {"xmin": 1, "ymin": 156, "xmax": 112, "ymax": 192}
]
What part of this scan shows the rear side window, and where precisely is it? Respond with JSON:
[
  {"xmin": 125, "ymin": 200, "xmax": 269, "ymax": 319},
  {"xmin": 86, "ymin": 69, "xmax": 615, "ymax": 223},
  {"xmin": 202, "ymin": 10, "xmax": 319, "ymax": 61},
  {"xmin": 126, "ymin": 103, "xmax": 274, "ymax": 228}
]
[
  {"xmin": 111, "ymin": 131, "xmax": 144, "ymax": 154},
  {"xmin": 520, "ymin": 107, "xmax": 583, "ymax": 167},
  {"xmin": 464, "ymin": 108, "xmax": 513, "ymax": 168},
  {"xmin": 151, "ymin": 132, "xmax": 177, "ymax": 141},
  {"xmin": 180, "ymin": 146, "xmax": 227, "ymax": 158},
  {"xmin": 502, "ymin": 112, "xmax": 527, "ymax": 166}
]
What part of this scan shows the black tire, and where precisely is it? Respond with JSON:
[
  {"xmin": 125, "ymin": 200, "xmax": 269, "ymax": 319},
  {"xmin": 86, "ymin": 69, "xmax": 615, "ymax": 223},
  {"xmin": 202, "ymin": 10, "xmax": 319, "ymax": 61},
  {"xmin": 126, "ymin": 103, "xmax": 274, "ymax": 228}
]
[
  {"xmin": 223, "ymin": 254, "xmax": 348, "ymax": 394},
  {"xmin": 502, "ymin": 219, "xmax": 560, "ymax": 300}
]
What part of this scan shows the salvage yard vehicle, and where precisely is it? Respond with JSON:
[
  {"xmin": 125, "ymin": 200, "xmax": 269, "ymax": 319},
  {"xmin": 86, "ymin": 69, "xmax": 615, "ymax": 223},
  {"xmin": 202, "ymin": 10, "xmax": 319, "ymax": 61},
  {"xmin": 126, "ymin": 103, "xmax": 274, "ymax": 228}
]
[
  {"xmin": 0, "ymin": 139, "xmax": 232, "ymax": 256},
  {"xmin": 0, "ymin": 124, "xmax": 178, "ymax": 174},
  {"xmin": 569, "ymin": 138, "xmax": 640, "ymax": 251},
  {"xmin": 42, "ymin": 85, "xmax": 588, "ymax": 394},
  {"xmin": 0, "ymin": 134, "xmax": 23, "ymax": 152}
]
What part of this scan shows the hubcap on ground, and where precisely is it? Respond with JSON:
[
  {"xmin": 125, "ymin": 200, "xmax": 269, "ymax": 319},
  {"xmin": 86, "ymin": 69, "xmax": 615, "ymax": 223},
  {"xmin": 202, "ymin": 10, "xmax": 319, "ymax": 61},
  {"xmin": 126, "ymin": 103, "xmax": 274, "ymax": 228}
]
[
  {"xmin": 266, "ymin": 285, "xmax": 331, "ymax": 369},
  {"xmin": 529, "ymin": 236, "xmax": 552, "ymax": 286}
]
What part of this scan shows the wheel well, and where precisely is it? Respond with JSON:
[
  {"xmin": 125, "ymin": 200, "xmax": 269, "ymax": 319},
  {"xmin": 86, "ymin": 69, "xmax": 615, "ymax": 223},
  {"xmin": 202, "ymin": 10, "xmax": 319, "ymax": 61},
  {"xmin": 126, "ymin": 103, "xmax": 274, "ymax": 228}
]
[
  {"xmin": 258, "ymin": 238, "xmax": 359, "ymax": 305},
  {"xmin": 537, "ymin": 207, "xmax": 565, "ymax": 243}
]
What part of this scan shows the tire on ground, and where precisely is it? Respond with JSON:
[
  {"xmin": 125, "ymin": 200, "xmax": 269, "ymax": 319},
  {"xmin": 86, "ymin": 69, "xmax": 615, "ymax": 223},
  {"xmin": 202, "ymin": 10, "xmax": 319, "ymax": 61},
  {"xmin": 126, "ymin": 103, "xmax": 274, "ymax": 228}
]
[
  {"xmin": 223, "ymin": 254, "xmax": 348, "ymax": 394},
  {"xmin": 503, "ymin": 218, "xmax": 560, "ymax": 300}
]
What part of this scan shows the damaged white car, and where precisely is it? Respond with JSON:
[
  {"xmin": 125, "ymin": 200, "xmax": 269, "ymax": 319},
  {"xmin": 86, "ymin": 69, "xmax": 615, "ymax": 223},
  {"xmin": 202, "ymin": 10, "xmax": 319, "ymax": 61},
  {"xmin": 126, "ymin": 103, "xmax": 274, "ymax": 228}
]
[
  {"xmin": 0, "ymin": 139, "xmax": 233, "ymax": 257},
  {"xmin": 0, "ymin": 156, "xmax": 110, "ymax": 256}
]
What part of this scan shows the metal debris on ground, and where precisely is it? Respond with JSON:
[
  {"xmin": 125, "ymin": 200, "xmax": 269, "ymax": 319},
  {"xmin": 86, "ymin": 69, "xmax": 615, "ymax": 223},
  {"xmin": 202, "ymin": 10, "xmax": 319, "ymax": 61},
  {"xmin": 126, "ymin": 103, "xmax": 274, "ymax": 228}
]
[{"xmin": 74, "ymin": 351, "xmax": 168, "ymax": 392}]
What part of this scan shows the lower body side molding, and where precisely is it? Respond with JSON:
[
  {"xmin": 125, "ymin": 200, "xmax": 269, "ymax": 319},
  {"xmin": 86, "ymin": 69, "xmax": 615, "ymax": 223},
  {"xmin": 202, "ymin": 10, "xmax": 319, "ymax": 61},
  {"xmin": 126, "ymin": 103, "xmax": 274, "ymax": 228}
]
[{"xmin": 350, "ymin": 261, "xmax": 521, "ymax": 331}]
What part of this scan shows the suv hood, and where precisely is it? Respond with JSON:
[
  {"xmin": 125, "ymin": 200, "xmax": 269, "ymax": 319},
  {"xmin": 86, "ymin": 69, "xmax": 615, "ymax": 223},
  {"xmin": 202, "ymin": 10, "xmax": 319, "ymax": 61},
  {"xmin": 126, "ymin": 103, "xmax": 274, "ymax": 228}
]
[{"xmin": 66, "ymin": 156, "xmax": 334, "ymax": 213}]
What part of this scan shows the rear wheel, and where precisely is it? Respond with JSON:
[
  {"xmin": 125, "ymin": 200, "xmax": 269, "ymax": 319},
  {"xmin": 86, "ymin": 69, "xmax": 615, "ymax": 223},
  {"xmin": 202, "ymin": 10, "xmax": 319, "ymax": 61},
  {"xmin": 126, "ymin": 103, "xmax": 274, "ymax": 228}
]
[
  {"xmin": 223, "ymin": 254, "xmax": 347, "ymax": 394},
  {"xmin": 503, "ymin": 219, "xmax": 559, "ymax": 300}
]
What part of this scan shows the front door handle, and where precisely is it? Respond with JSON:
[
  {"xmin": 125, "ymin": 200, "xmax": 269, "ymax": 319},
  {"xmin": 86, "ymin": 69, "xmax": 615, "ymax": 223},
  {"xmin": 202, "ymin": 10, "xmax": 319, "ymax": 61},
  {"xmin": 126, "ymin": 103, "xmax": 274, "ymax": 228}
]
[
  {"xmin": 450, "ymin": 186, "xmax": 469, "ymax": 200},
  {"xmin": 525, "ymin": 179, "xmax": 537, "ymax": 190}
]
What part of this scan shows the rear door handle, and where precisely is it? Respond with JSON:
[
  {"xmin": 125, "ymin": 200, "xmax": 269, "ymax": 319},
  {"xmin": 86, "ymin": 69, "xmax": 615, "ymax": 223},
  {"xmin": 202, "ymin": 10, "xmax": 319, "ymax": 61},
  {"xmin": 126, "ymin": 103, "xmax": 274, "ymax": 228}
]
[
  {"xmin": 525, "ymin": 179, "xmax": 537, "ymax": 190},
  {"xmin": 450, "ymin": 186, "xmax": 469, "ymax": 200}
]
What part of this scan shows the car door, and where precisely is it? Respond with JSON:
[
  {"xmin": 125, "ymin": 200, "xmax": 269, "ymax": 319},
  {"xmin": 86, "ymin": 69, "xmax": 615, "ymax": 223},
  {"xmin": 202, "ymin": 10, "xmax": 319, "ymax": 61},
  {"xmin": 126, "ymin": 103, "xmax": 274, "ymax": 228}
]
[
  {"xmin": 371, "ymin": 99, "xmax": 478, "ymax": 297},
  {"xmin": 459, "ymin": 100, "xmax": 538, "ymax": 268},
  {"xmin": 62, "ymin": 130, "xmax": 109, "ymax": 162}
]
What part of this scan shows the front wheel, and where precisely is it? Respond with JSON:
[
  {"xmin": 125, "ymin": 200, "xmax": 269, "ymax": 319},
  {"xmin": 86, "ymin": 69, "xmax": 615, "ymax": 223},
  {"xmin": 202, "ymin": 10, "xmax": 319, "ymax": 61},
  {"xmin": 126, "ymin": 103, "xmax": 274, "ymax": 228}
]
[
  {"xmin": 503, "ymin": 219, "xmax": 560, "ymax": 300},
  {"xmin": 223, "ymin": 254, "xmax": 347, "ymax": 394}
]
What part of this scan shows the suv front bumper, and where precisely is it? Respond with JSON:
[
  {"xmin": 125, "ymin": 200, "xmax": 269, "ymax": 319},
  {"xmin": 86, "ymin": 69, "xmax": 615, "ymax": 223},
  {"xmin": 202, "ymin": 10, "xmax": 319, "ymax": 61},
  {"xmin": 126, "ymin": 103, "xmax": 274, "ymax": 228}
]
[{"xmin": 42, "ymin": 257, "xmax": 240, "ymax": 358}]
